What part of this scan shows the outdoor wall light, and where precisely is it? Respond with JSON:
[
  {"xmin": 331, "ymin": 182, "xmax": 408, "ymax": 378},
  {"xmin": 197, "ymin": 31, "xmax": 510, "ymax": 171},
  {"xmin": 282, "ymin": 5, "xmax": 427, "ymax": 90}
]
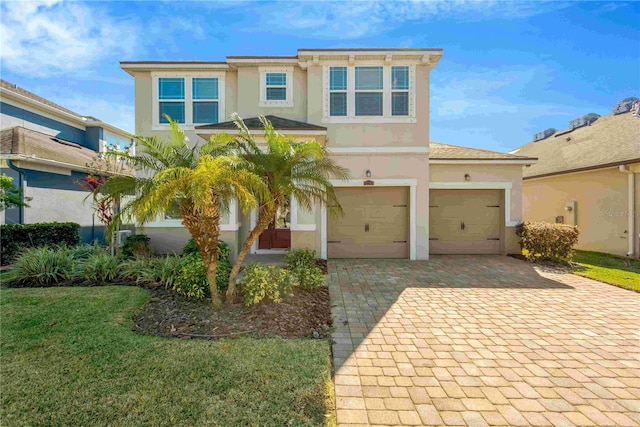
[
  {"xmin": 565, "ymin": 205, "xmax": 573, "ymax": 212},
  {"xmin": 366, "ymin": 169, "xmax": 371, "ymax": 178},
  {"xmin": 464, "ymin": 173, "xmax": 471, "ymax": 181}
]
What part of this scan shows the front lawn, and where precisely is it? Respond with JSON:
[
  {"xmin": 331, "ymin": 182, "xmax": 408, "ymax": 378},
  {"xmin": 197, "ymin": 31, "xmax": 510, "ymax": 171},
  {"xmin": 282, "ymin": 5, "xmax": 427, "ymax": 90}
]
[
  {"xmin": 0, "ymin": 286, "xmax": 334, "ymax": 426},
  {"xmin": 572, "ymin": 250, "xmax": 640, "ymax": 292}
]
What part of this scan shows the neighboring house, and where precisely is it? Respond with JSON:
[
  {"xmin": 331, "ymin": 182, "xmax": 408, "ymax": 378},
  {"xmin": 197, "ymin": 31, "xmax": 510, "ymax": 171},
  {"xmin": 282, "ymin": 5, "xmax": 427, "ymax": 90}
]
[
  {"xmin": 512, "ymin": 101, "xmax": 640, "ymax": 258},
  {"xmin": 121, "ymin": 48, "xmax": 536, "ymax": 259},
  {"xmin": 0, "ymin": 80, "xmax": 134, "ymax": 243}
]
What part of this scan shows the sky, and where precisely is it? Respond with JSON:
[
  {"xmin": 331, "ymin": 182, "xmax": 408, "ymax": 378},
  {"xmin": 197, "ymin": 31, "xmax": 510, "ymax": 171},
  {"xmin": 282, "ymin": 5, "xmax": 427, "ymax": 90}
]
[{"xmin": 0, "ymin": 0, "xmax": 638, "ymax": 152}]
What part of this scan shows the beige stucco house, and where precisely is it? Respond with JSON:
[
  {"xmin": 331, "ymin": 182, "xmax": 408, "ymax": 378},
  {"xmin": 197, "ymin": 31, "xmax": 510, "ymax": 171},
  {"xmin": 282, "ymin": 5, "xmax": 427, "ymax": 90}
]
[
  {"xmin": 513, "ymin": 108, "xmax": 639, "ymax": 258},
  {"xmin": 121, "ymin": 48, "xmax": 536, "ymax": 260}
]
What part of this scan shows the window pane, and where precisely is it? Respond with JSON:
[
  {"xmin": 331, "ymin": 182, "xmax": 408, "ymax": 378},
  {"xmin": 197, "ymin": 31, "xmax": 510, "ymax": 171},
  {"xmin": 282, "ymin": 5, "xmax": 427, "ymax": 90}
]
[
  {"xmin": 392, "ymin": 92, "xmax": 409, "ymax": 116},
  {"xmin": 193, "ymin": 78, "xmax": 218, "ymax": 100},
  {"xmin": 355, "ymin": 66, "xmax": 383, "ymax": 90},
  {"xmin": 266, "ymin": 87, "xmax": 287, "ymax": 101},
  {"xmin": 193, "ymin": 101, "xmax": 219, "ymax": 124},
  {"xmin": 266, "ymin": 72, "xmax": 286, "ymax": 86},
  {"xmin": 330, "ymin": 67, "xmax": 347, "ymax": 90},
  {"xmin": 330, "ymin": 92, "xmax": 347, "ymax": 116},
  {"xmin": 159, "ymin": 78, "xmax": 184, "ymax": 100},
  {"xmin": 164, "ymin": 201, "xmax": 182, "ymax": 220},
  {"xmin": 159, "ymin": 102, "xmax": 185, "ymax": 123},
  {"xmin": 355, "ymin": 93, "xmax": 383, "ymax": 116},
  {"xmin": 392, "ymin": 66, "xmax": 409, "ymax": 90}
]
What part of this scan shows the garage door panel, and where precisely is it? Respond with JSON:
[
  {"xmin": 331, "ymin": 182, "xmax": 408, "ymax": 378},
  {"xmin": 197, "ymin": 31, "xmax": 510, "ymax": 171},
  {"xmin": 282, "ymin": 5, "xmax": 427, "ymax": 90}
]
[
  {"xmin": 329, "ymin": 187, "xmax": 408, "ymax": 258},
  {"xmin": 430, "ymin": 189, "xmax": 502, "ymax": 255}
]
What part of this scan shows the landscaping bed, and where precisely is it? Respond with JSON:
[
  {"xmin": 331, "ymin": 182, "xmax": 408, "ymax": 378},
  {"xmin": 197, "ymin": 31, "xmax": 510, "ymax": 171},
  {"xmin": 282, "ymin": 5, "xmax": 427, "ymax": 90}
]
[{"xmin": 133, "ymin": 285, "xmax": 332, "ymax": 339}]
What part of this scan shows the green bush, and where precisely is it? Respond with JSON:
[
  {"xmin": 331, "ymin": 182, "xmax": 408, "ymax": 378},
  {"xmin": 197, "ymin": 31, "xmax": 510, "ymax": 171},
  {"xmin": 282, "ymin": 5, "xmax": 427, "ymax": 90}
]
[
  {"xmin": 293, "ymin": 266, "xmax": 325, "ymax": 290},
  {"xmin": 516, "ymin": 221, "xmax": 580, "ymax": 262},
  {"xmin": 76, "ymin": 252, "xmax": 122, "ymax": 284},
  {"xmin": 5, "ymin": 246, "xmax": 77, "ymax": 286},
  {"xmin": 1, "ymin": 222, "xmax": 80, "ymax": 265},
  {"xmin": 286, "ymin": 249, "xmax": 317, "ymax": 271},
  {"xmin": 181, "ymin": 238, "xmax": 232, "ymax": 292},
  {"xmin": 173, "ymin": 253, "xmax": 209, "ymax": 300},
  {"xmin": 118, "ymin": 255, "xmax": 183, "ymax": 287},
  {"xmin": 120, "ymin": 234, "xmax": 151, "ymax": 259},
  {"xmin": 242, "ymin": 263, "xmax": 294, "ymax": 307}
]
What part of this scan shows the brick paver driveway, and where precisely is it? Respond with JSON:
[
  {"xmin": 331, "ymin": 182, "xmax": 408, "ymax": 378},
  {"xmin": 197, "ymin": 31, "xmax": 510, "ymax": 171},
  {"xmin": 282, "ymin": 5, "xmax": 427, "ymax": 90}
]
[{"xmin": 328, "ymin": 256, "xmax": 640, "ymax": 426}]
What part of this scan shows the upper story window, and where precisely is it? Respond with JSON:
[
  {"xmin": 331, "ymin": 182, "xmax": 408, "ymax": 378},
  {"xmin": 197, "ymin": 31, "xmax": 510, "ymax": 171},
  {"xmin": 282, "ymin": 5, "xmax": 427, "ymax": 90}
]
[
  {"xmin": 259, "ymin": 67, "xmax": 293, "ymax": 107},
  {"xmin": 152, "ymin": 72, "xmax": 225, "ymax": 130},
  {"xmin": 323, "ymin": 64, "xmax": 415, "ymax": 123}
]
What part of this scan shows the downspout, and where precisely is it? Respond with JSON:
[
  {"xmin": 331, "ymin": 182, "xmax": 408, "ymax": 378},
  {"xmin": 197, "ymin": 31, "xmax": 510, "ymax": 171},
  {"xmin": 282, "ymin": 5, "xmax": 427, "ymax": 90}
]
[
  {"xmin": 619, "ymin": 165, "xmax": 635, "ymax": 257},
  {"xmin": 6, "ymin": 159, "xmax": 27, "ymax": 224}
]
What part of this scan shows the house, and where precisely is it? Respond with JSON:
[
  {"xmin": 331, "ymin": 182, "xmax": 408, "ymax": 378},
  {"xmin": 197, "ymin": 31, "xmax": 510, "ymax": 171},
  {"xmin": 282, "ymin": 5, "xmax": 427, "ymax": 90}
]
[
  {"xmin": 121, "ymin": 48, "xmax": 536, "ymax": 259},
  {"xmin": 0, "ymin": 80, "xmax": 134, "ymax": 243},
  {"xmin": 512, "ymin": 101, "xmax": 639, "ymax": 258}
]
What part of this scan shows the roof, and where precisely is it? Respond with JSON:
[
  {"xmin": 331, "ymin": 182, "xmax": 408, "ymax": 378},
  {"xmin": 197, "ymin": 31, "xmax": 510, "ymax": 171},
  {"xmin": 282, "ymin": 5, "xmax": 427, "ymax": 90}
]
[
  {"xmin": 0, "ymin": 80, "xmax": 82, "ymax": 119},
  {"xmin": 195, "ymin": 116, "xmax": 327, "ymax": 131},
  {"xmin": 1, "ymin": 127, "xmax": 105, "ymax": 172},
  {"xmin": 430, "ymin": 142, "xmax": 537, "ymax": 161},
  {"xmin": 511, "ymin": 113, "xmax": 640, "ymax": 179}
]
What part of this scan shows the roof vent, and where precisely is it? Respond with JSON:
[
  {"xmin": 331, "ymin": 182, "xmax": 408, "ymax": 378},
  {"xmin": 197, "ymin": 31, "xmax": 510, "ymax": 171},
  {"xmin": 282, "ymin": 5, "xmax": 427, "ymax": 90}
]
[
  {"xmin": 612, "ymin": 97, "xmax": 639, "ymax": 115},
  {"xmin": 533, "ymin": 128, "xmax": 556, "ymax": 142},
  {"xmin": 568, "ymin": 113, "xmax": 600, "ymax": 130}
]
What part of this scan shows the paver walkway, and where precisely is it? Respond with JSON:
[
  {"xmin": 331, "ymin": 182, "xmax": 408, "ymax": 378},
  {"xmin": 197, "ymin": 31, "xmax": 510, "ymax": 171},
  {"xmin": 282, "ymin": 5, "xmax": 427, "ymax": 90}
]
[{"xmin": 328, "ymin": 256, "xmax": 640, "ymax": 426}]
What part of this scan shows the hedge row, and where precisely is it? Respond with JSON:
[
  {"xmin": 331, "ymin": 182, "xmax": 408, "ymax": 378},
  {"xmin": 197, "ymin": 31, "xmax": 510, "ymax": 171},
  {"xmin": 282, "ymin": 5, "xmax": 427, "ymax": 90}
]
[
  {"xmin": 516, "ymin": 221, "xmax": 579, "ymax": 262},
  {"xmin": 1, "ymin": 222, "xmax": 80, "ymax": 265}
]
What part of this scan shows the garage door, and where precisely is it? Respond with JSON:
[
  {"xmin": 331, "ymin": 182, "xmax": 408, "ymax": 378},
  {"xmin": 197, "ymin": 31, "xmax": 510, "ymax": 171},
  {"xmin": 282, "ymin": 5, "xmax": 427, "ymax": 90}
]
[
  {"xmin": 430, "ymin": 189, "xmax": 502, "ymax": 254},
  {"xmin": 328, "ymin": 187, "xmax": 408, "ymax": 258}
]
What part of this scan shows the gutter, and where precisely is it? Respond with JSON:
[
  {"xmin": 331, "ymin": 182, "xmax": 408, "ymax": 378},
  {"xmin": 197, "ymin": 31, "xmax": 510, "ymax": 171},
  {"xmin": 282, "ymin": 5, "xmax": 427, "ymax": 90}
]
[
  {"xmin": 619, "ymin": 165, "xmax": 636, "ymax": 257},
  {"xmin": 0, "ymin": 154, "xmax": 129, "ymax": 176}
]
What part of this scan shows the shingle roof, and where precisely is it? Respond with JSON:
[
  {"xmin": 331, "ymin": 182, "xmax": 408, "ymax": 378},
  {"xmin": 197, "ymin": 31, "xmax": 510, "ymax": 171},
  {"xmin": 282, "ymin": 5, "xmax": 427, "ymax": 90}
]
[
  {"xmin": 195, "ymin": 116, "xmax": 327, "ymax": 131},
  {"xmin": 430, "ymin": 142, "xmax": 537, "ymax": 161},
  {"xmin": 0, "ymin": 80, "xmax": 83, "ymax": 119},
  {"xmin": 512, "ymin": 113, "xmax": 640, "ymax": 179},
  {"xmin": 1, "ymin": 127, "xmax": 102, "ymax": 170}
]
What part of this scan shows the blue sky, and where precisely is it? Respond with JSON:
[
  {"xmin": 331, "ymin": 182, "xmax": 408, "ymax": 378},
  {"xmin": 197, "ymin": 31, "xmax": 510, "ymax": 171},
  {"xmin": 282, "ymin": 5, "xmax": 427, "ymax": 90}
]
[{"xmin": 1, "ymin": 0, "xmax": 638, "ymax": 152}]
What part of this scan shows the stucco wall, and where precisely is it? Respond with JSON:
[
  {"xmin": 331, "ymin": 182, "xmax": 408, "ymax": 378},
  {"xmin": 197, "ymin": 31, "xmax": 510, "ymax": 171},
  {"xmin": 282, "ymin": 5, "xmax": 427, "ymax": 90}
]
[
  {"xmin": 523, "ymin": 164, "xmax": 640, "ymax": 257},
  {"xmin": 142, "ymin": 227, "xmax": 239, "ymax": 259}
]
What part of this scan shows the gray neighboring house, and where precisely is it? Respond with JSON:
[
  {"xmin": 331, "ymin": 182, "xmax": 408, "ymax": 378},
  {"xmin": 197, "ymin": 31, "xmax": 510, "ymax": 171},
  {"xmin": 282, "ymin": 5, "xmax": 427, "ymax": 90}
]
[{"xmin": 0, "ymin": 80, "xmax": 134, "ymax": 243}]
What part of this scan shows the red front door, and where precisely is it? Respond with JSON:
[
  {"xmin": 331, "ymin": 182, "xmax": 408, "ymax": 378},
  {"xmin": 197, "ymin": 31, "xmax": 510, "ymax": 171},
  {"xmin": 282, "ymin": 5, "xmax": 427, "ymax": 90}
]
[{"xmin": 258, "ymin": 199, "xmax": 291, "ymax": 250}]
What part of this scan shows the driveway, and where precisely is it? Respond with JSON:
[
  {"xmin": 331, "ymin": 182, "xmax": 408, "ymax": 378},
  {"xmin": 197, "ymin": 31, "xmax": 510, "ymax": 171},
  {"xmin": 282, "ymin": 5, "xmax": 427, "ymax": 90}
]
[{"xmin": 328, "ymin": 256, "xmax": 640, "ymax": 426}]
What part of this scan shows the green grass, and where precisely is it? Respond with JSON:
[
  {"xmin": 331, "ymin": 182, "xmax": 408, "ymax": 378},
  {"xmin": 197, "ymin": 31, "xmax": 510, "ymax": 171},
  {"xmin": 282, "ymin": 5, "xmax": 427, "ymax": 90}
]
[
  {"xmin": 1, "ymin": 286, "xmax": 334, "ymax": 426},
  {"xmin": 572, "ymin": 250, "xmax": 640, "ymax": 292}
]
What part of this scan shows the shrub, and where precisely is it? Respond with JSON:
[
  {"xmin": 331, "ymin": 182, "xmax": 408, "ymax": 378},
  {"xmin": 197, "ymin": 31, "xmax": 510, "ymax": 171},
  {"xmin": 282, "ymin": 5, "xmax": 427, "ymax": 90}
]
[
  {"xmin": 120, "ymin": 234, "xmax": 151, "ymax": 259},
  {"xmin": 173, "ymin": 253, "xmax": 208, "ymax": 300},
  {"xmin": 286, "ymin": 249, "xmax": 317, "ymax": 271},
  {"xmin": 119, "ymin": 254, "xmax": 182, "ymax": 287},
  {"xmin": 76, "ymin": 252, "xmax": 122, "ymax": 284},
  {"xmin": 294, "ymin": 266, "xmax": 325, "ymax": 290},
  {"xmin": 5, "ymin": 246, "xmax": 76, "ymax": 286},
  {"xmin": 516, "ymin": 221, "xmax": 580, "ymax": 262},
  {"xmin": 1, "ymin": 222, "xmax": 80, "ymax": 265},
  {"xmin": 242, "ymin": 263, "xmax": 294, "ymax": 307},
  {"xmin": 181, "ymin": 238, "xmax": 232, "ymax": 292}
]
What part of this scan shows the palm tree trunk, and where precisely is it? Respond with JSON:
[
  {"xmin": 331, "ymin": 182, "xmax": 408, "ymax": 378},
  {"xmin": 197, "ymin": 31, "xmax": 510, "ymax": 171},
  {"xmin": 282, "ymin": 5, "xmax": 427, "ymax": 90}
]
[
  {"xmin": 182, "ymin": 212, "xmax": 222, "ymax": 309},
  {"xmin": 226, "ymin": 205, "xmax": 276, "ymax": 300}
]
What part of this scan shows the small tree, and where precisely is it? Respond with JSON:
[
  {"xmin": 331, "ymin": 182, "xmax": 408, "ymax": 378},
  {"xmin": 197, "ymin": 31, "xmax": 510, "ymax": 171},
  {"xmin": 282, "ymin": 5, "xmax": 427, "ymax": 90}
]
[
  {"xmin": 0, "ymin": 173, "xmax": 30, "ymax": 211},
  {"xmin": 220, "ymin": 115, "xmax": 351, "ymax": 299},
  {"xmin": 99, "ymin": 118, "xmax": 268, "ymax": 308}
]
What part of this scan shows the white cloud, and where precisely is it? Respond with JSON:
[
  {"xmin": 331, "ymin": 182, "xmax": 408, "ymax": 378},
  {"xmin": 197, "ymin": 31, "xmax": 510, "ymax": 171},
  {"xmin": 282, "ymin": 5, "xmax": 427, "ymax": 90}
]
[
  {"xmin": 251, "ymin": 0, "xmax": 571, "ymax": 39},
  {"xmin": 0, "ymin": 0, "xmax": 137, "ymax": 77}
]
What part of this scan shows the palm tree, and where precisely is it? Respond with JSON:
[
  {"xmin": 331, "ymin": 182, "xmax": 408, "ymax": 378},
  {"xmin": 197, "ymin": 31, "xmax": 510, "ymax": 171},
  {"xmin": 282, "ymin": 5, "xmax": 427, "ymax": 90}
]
[
  {"xmin": 222, "ymin": 115, "xmax": 351, "ymax": 299},
  {"xmin": 100, "ymin": 118, "xmax": 268, "ymax": 308}
]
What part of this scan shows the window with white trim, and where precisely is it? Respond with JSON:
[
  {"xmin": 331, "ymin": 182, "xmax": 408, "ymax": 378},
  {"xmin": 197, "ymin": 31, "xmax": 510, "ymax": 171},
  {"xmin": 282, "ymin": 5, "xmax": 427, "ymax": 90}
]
[
  {"xmin": 323, "ymin": 65, "xmax": 415, "ymax": 123},
  {"xmin": 152, "ymin": 72, "xmax": 225, "ymax": 129},
  {"xmin": 259, "ymin": 67, "xmax": 293, "ymax": 107}
]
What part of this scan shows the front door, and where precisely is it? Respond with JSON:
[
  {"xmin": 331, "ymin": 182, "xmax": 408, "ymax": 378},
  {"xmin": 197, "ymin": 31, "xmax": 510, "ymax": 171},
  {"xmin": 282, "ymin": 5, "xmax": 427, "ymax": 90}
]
[{"xmin": 258, "ymin": 199, "xmax": 291, "ymax": 249}]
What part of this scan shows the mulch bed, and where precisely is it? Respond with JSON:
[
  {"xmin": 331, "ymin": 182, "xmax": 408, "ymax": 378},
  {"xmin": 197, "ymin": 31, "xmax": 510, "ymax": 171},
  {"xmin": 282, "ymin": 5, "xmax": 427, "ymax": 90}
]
[{"xmin": 132, "ymin": 286, "xmax": 332, "ymax": 340}]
